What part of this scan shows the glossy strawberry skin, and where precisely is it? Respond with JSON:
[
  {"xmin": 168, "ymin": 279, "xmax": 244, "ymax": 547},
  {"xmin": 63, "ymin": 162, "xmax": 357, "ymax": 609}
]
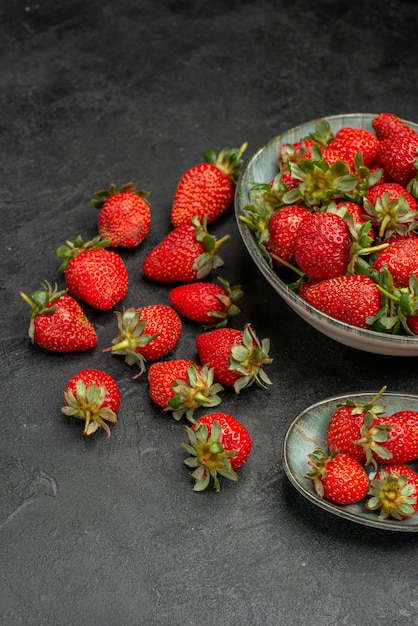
[
  {"xmin": 301, "ymin": 274, "xmax": 381, "ymax": 328},
  {"xmin": 169, "ymin": 282, "xmax": 231, "ymax": 324},
  {"xmin": 64, "ymin": 248, "xmax": 128, "ymax": 310},
  {"xmin": 318, "ymin": 452, "xmax": 369, "ymax": 505},
  {"xmin": 371, "ymin": 416, "xmax": 418, "ymax": 465},
  {"xmin": 97, "ymin": 191, "xmax": 151, "ymax": 248},
  {"xmin": 265, "ymin": 205, "xmax": 310, "ymax": 263},
  {"xmin": 328, "ymin": 126, "xmax": 379, "ymax": 168},
  {"xmin": 135, "ymin": 304, "xmax": 182, "ymax": 361},
  {"xmin": 64, "ymin": 368, "xmax": 121, "ymax": 412},
  {"xmin": 148, "ymin": 359, "xmax": 196, "ymax": 408},
  {"xmin": 389, "ymin": 410, "xmax": 418, "ymax": 430},
  {"xmin": 294, "ymin": 212, "xmax": 351, "ymax": 281},
  {"xmin": 196, "ymin": 328, "xmax": 244, "ymax": 388},
  {"xmin": 195, "ymin": 412, "xmax": 252, "ymax": 470},
  {"xmin": 326, "ymin": 406, "xmax": 368, "ymax": 464},
  {"xmin": 26, "ymin": 292, "xmax": 97, "ymax": 353},
  {"xmin": 373, "ymin": 233, "xmax": 418, "ymax": 288},
  {"xmin": 372, "ymin": 113, "xmax": 418, "ymax": 141},
  {"xmin": 171, "ymin": 163, "xmax": 234, "ymax": 227},
  {"xmin": 377, "ymin": 134, "xmax": 418, "ymax": 186},
  {"xmin": 366, "ymin": 182, "xmax": 418, "ymax": 211}
]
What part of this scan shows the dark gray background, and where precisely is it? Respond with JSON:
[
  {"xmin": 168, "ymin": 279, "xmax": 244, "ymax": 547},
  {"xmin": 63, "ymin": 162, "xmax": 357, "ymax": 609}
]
[{"xmin": 2, "ymin": 1, "xmax": 418, "ymax": 624}]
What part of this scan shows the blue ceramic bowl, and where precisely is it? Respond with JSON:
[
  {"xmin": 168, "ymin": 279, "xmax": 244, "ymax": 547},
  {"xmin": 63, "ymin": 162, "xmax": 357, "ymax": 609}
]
[{"xmin": 235, "ymin": 113, "xmax": 418, "ymax": 356}]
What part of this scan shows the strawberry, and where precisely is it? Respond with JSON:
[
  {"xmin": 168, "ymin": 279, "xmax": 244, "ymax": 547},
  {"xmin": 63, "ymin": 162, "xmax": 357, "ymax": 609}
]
[
  {"xmin": 366, "ymin": 464, "xmax": 418, "ymax": 520},
  {"xmin": 61, "ymin": 368, "xmax": 120, "ymax": 437},
  {"xmin": 195, "ymin": 323, "xmax": 273, "ymax": 393},
  {"xmin": 181, "ymin": 412, "xmax": 252, "ymax": 492},
  {"xmin": 326, "ymin": 388, "xmax": 387, "ymax": 464},
  {"xmin": 293, "ymin": 212, "xmax": 351, "ymax": 281},
  {"xmin": 20, "ymin": 282, "xmax": 97, "ymax": 353},
  {"xmin": 305, "ymin": 448, "xmax": 369, "ymax": 505},
  {"xmin": 301, "ymin": 274, "xmax": 382, "ymax": 329},
  {"xmin": 389, "ymin": 410, "xmax": 418, "ymax": 430},
  {"xmin": 56, "ymin": 235, "xmax": 128, "ymax": 310},
  {"xmin": 372, "ymin": 112, "xmax": 418, "ymax": 141},
  {"xmin": 373, "ymin": 233, "xmax": 418, "ymax": 287},
  {"xmin": 377, "ymin": 133, "xmax": 418, "ymax": 186},
  {"xmin": 363, "ymin": 182, "xmax": 418, "ymax": 240},
  {"xmin": 328, "ymin": 126, "xmax": 379, "ymax": 168},
  {"xmin": 104, "ymin": 304, "xmax": 182, "ymax": 377},
  {"xmin": 265, "ymin": 205, "xmax": 311, "ymax": 264},
  {"xmin": 170, "ymin": 144, "xmax": 247, "ymax": 227},
  {"xmin": 142, "ymin": 216, "xmax": 230, "ymax": 283},
  {"xmin": 356, "ymin": 413, "xmax": 418, "ymax": 466},
  {"xmin": 168, "ymin": 277, "xmax": 243, "ymax": 329},
  {"xmin": 91, "ymin": 182, "xmax": 151, "ymax": 248},
  {"xmin": 148, "ymin": 360, "xmax": 223, "ymax": 422}
]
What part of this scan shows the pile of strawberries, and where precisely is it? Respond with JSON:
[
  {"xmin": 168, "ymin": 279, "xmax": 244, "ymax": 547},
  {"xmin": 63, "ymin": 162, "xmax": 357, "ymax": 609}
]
[
  {"xmin": 305, "ymin": 387, "xmax": 418, "ymax": 521},
  {"xmin": 240, "ymin": 113, "xmax": 418, "ymax": 334},
  {"xmin": 20, "ymin": 143, "xmax": 273, "ymax": 492}
]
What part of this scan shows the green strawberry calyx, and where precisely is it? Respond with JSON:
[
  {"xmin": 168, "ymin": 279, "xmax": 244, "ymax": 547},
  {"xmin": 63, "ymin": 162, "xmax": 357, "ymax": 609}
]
[
  {"xmin": 168, "ymin": 364, "xmax": 224, "ymax": 423},
  {"xmin": 204, "ymin": 142, "xmax": 248, "ymax": 186},
  {"xmin": 191, "ymin": 216, "xmax": 231, "ymax": 279},
  {"xmin": 228, "ymin": 323, "xmax": 273, "ymax": 393},
  {"xmin": 61, "ymin": 379, "xmax": 118, "ymax": 437},
  {"xmin": 103, "ymin": 307, "xmax": 159, "ymax": 378},
  {"xmin": 91, "ymin": 182, "xmax": 150, "ymax": 210},
  {"xmin": 366, "ymin": 470, "xmax": 417, "ymax": 520},
  {"xmin": 20, "ymin": 281, "xmax": 67, "ymax": 342},
  {"xmin": 305, "ymin": 447, "xmax": 336, "ymax": 499},
  {"xmin": 353, "ymin": 411, "xmax": 392, "ymax": 469},
  {"xmin": 202, "ymin": 276, "xmax": 244, "ymax": 330},
  {"xmin": 363, "ymin": 191, "xmax": 417, "ymax": 241},
  {"xmin": 56, "ymin": 234, "xmax": 112, "ymax": 273},
  {"xmin": 181, "ymin": 420, "xmax": 238, "ymax": 492}
]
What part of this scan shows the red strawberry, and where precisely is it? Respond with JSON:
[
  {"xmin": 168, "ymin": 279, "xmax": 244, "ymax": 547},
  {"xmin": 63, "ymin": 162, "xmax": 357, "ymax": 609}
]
[
  {"xmin": 367, "ymin": 464, "xmax": 418, "ymax": 520},
  {"xmin": 301, "ymin": 274, "xmax": 382, "ymax": 329},
  {"xmin": 195, "ymin": 323, "xmax": 273, "ymax": 393},
  {"xmin": 265, "ymin": 205, "xmax": 311, "ymax": 264},
  {"xmin": 377, "ymin": 134, "xmax": 418, "ymax": 186},
  {"xmin": 363, "ymin": 182, "xmax": 418, "ymax": 240},
  {"xmin": 91, "ymin": 182, "xmax": 151, "ymax": 248},
  {"xmin": 147, "ymin": 360, "xmax": 223, "ymax": 422},
  {"xmin": 293, "ymin": 212, "xmax": 351, "ymax": 280},
  {"xmin": 373, "ymin": 233, "xmax": 418, "ymax": 287},
  {"xmin": 305, "ymin": 448, "xmax": 369, "ymax": 505},
  {"xmin": 328, "ymin": 126, "xmax": 379, "ymax": 168},
  {"xmin": 61, "ymin": 368, "xmax": 120, "ymax": 437},
  {"xmin": 372, "ymin": 112, "xmax": 418, "ymax": 141},
  {"xmin": 170, "ymin": 144, "xmax": 247, "ymax": 227},
  {"xmin": 104, "ymin": 304, "xmax": 182, "ymax": 377},
  {"xmin": 142, "ymin": 216, "xmax": 230, "ymax": 283},
  {"xmin": 357, "ymin": 413, "xmax": 418, "ymax": 466},
  {"xmin": 56, "ymin": 235, "xmax": 128, "ymax": 310},
  {"xmin": 181, "ymin": 411, "xmax": 252, "ymax": 491},
  {"xmin": 389, "ymin": 410, "xmax": 418, "ymax": 430},
  {"xmin": 168, "ymin": 277, "xmax": 243, "ymax": 329},
  {"xmin": 320, "ymin": 146, "xmax": 356, "ymax": 172},
  {"xmin": 20, "ymin": 282, "xmax": 97, "ymax": 353},
  {"xmin": 326, "ymin": 388, "xmax": 387, "ymax": 464}
]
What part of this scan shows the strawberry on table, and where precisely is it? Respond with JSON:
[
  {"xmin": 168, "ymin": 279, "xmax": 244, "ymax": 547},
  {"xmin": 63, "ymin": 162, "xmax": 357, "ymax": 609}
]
[
  {"xmin": 195, "ymin": 323, "xmax": 272, "ymax": 393},
  {"xmin": 56, "ymin": 235, "xmax": 128, "ymax": 310},
  {"xmin": 148, "ymin": 360, "xmax": 223, "ymax": 422},
  {"xmin": 20, "ymin": 282, "xmax": 97, "ymax": 353},
  {"xmin": 168, "ymin": 277, "xmax": 243, "ymax": 329},
  {"xmin": 305, "ymin": 448, "xmax": 370, "ymax": 505},
  {"xmin": 61, "ymin": 368, "xmax": 121, "ymax": 437},
  {"xmin": 301, "ymin": 274, "xmax": 382, "ymax": 329},
  {"xmin": 142, "ymin": 216, "xmax": 230, "ymax": 283},
  {"xmin": 170, "ymin": 144, "xmax": 247, "ymax": 227},
  {"xmin": 181, "ymin": 412, "xmax": 252, "ymax": 492},
  {"xmin": 104, "ymin": 304, "xmax": 182, "ymax": 377},
  {"xmin": 366, "ymin": 464, "xmax": 418, "ymax": 520},
  {"xmin": 91, "ymin": 182, "xmax": 151, "ymax": 248}
]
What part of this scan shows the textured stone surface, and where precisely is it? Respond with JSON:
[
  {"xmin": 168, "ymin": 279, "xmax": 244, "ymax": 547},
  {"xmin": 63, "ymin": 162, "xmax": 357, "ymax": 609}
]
[{"xmin": 2, "ymin": 1, "xmax": 418, "ymax": 624}]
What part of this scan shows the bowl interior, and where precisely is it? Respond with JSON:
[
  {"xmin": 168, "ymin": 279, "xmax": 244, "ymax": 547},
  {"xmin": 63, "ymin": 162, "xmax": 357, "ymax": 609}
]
[{"xmin": 235, "ymin": 113, "xmax": 418, "ymax": 356}]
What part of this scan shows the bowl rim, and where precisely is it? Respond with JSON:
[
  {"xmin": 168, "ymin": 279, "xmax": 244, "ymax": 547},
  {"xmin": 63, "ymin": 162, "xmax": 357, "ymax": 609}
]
[{"xmin": 235, "ymin": 113, "xmax": 418, "ymax": 348}]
